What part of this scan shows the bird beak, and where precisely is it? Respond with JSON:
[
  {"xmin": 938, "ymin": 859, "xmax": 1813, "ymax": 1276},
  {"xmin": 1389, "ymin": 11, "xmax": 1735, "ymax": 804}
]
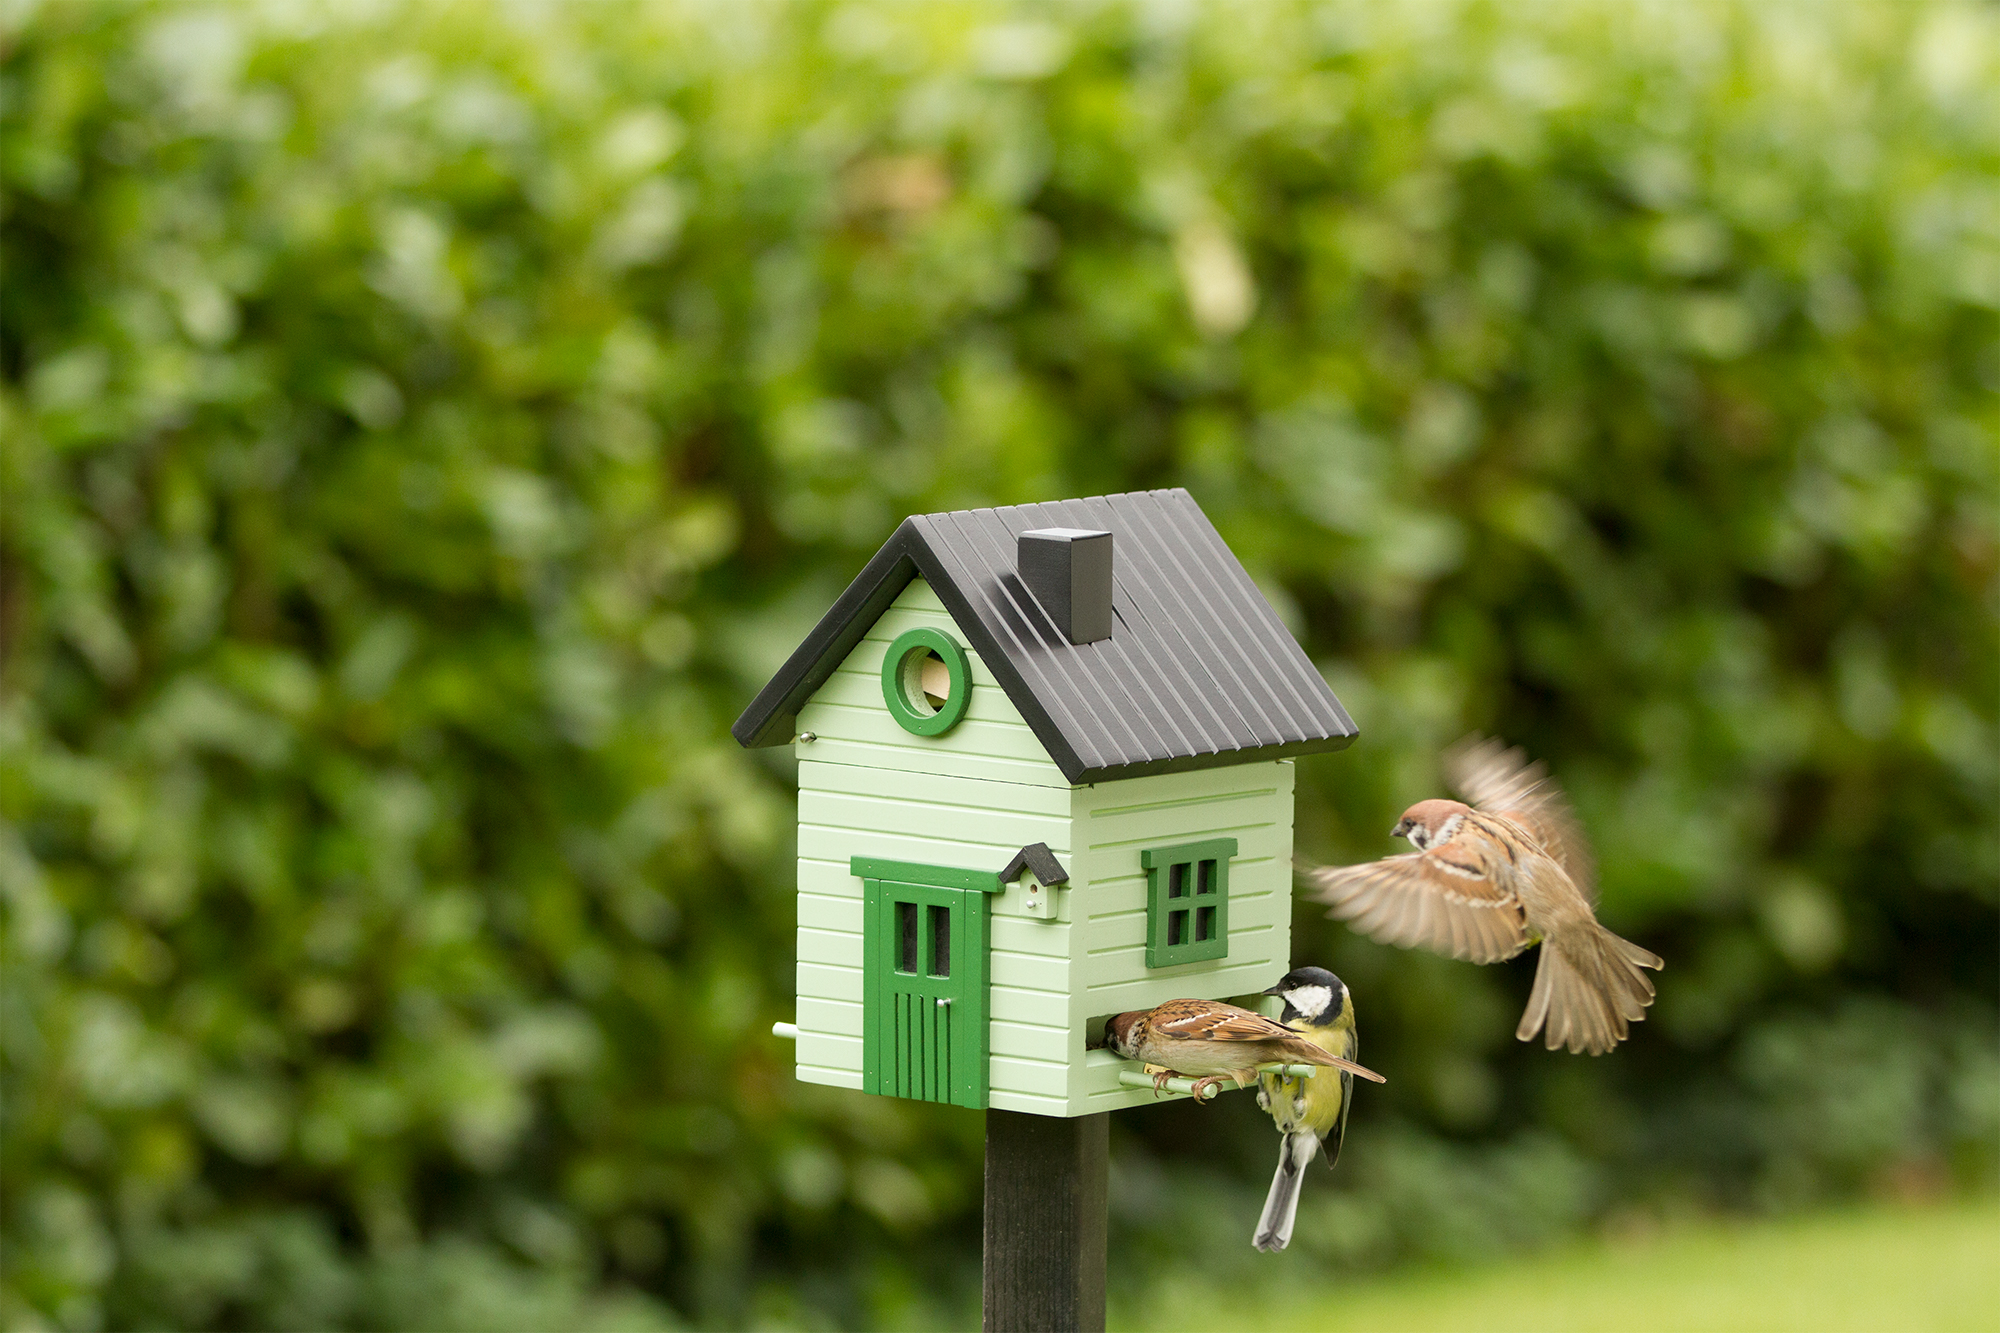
[
  {"xmin": 1260, "ymin": 983, "xmax": 1285, "ymax": 997},
  {"xmin": 1390, "ymin": 820, "xmax": 1410, "ymax": 839}
]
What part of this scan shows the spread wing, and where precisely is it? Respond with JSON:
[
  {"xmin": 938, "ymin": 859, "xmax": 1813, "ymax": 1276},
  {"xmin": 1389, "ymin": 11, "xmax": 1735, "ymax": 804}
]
[
  {"xmin": 1445, "ymin": 735, "xmax": 1597, "ymax": 904},
  {"xmin": 1149, "ymin": 1000, "xmax": 1297, "ymax": 1044},
  {"xmin": 1151, "ymin": 1001, "xmax": 1389, "ymax": 1082},
  {"xmin": 1299, "ymin": 837, "xmax": 1531, "ymax": 964}
]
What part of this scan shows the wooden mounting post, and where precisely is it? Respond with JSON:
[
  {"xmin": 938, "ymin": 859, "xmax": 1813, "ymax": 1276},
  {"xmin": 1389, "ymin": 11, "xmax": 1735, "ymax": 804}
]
[{"xmin": 982, "ymin": 1109, "xmax": 1108, "ymax": 1333}]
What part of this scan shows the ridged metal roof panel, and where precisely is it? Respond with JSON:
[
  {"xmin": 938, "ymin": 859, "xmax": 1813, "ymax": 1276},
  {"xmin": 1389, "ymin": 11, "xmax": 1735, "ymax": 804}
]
[{"xmin": 732, "ymin": 489, "xmax": 1357, "ymax": 783}]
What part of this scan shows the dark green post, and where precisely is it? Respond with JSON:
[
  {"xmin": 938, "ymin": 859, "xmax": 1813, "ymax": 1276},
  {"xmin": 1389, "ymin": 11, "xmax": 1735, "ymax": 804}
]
[{"xmin": 982, "ymin": 1110, "xmax": 1108, "ymax": 1333}]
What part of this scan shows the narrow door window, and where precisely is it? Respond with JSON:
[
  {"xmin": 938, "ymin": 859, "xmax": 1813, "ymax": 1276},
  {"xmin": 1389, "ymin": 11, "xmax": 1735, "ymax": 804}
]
[
  {"xmin": 896, "ymin": 900, "xmax": 919, "ymax": 973},
  {"xmin": 927, "ymin": 904, "xmax": 952, "ymax": 978}
]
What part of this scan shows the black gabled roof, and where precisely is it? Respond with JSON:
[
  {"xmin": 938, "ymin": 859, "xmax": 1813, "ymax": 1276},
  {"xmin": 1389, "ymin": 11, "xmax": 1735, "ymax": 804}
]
[
  {"xmin": 731, "ymin": 489, "xmax": 1358, "ymax": 784},
  {"xmin": 1000, "ymin": 843, "xmax": 1069, "ymax": 886}
]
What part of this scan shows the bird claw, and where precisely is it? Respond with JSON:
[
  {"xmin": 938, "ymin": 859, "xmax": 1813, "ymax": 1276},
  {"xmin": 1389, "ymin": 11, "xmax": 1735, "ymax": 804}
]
[
  {"xmin": 1145, "ymin": 1064, "xmax": 1178, "ymax": 1097},
  {"xmin": 1189, "ymin": 1071, "xmax": 1252, "ymax": 1103}
]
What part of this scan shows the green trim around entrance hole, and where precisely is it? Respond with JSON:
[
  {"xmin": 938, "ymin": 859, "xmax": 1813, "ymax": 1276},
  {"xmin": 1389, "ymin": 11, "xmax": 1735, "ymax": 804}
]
[{"xmin": 880, "ymin": 627, "xmax": 972, "ymax": 736}]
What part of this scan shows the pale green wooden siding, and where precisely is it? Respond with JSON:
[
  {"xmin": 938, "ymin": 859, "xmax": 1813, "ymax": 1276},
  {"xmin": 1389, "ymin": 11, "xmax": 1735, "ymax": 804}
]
[
  {"xmin": 791, "ymin": 582, "xmax": 1075, "ymax": 1114},
  {"xmin": 794, "ymin": 581, "xmax": 1068, "ymax": 788},
  {"xmin": 1062, "ymin": 760, "xmax": 1296, "ymax": 1115},
  {"xmin": 787, "ymin": 579, "xmax": 1300, "ymax": 1117}
]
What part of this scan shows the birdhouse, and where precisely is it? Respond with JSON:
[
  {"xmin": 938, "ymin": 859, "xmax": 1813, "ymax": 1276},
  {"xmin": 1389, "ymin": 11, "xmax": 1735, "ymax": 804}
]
[{"xmin": 735, "ymin": 490, "xmax": 1356, "ymax": 1116}]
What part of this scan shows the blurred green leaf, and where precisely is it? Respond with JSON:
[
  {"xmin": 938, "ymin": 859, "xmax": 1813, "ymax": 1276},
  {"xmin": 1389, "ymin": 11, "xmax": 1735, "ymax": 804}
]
[{"xmin": 2, "ymin": 1, "xmax": 1994, "ymax": 1329}]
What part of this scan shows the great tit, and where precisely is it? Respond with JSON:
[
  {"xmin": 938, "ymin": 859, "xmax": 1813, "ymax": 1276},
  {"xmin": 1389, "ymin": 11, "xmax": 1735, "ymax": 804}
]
[{"xmin": 1253, "ymin": 966, "xmax": 1371, "ymax": 1252}]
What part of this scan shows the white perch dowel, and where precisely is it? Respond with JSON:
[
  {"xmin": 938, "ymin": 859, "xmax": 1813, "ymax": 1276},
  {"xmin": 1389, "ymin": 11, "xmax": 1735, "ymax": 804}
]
[{"xmin": 772, "ymin": 1022, "xmax": 800, "ymax": 1040}]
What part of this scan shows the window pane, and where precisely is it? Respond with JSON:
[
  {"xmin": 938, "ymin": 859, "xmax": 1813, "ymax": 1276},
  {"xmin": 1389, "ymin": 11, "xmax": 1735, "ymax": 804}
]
[
  {"xmin": 1168, "ymin": 909, "xmax": 1187, "ymax": 947},
  {"xmin": 1168, "ymin": 863, "xmax": 1188, "ymax": 898},
  {"xmin": 1197, "ymin": 860, "xmax": 1217, "ymax": 894},
  {"xmin": 928, "ymin": 903, "xmax": 951, "ymax": 978},
  {"xmin": 1196, "ymin": 905, "xmax": 1216, "ymax": 942},
  {"xmin": 897, "ymin": 901, "xmax": 918, "ymax": 973}
]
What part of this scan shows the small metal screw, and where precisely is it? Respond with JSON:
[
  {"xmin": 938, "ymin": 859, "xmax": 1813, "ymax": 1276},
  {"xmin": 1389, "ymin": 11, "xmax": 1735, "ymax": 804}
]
[{"xmin": 797, "ymin": 731, "xmax": 817, "ymax": 743}]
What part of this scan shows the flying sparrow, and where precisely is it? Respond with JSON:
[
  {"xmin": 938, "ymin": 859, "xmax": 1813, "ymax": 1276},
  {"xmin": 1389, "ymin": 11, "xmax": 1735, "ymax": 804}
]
[
  {"xmin": 1299, "ymin": 736, "xmax": 1664, "ymax": 1055},
  {"xmin": 1253, "ymin": 967, "xmax": 1369, "ymax": 1253},
  {"xmin": 1103, "ymin": 996, "xmax": 1384, "ymax": 1103}
]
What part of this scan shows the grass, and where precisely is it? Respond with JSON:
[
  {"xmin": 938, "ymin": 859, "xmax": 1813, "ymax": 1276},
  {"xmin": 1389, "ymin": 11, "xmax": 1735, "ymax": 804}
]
[{"xmin": 1121, "ymin": 1198, "xmax": 2000, "ymax": 1333}]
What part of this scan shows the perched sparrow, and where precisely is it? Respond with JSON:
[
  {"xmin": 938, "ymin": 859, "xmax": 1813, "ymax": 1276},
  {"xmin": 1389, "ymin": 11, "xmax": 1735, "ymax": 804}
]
[
  {"xmin": 1253, "ymin": 967, "xmax": 1369, "ymax": 1253},
  {"xmin": 1300, "ymin": 736, "xmax": 1665, "ymax": 1055},
  {"xmin": 1104, "ymin": 996, "xmax": 1384, "ymax": 1102}
]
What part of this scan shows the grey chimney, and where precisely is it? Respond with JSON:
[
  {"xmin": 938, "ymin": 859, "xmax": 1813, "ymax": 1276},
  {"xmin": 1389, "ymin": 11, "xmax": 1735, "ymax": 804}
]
[{"xmin": 1018, "ymin": 528, "xmax": 1114, "ymax": 645}]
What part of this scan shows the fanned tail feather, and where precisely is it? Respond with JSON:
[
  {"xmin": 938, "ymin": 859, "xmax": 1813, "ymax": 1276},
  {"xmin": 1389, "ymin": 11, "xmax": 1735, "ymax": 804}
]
[
  {"xmin": 1517, "ymin": 923, "xmax": 1664, "ymax": 1055},
  {"xmin": 1253, "ymin": 1131, "xmax": 1321, "ymax": 1253}
]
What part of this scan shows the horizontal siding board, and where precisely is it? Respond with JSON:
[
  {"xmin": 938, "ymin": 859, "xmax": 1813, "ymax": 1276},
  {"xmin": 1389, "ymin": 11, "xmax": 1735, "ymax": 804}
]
[
  {"xmin": 990, "ymin": 1020, "xmax": 1067, "ymax": 1061},
  {"xmin": 799, "ymin": 790, "xmax": 1065, "ymax": 854},
  {"xmin": 796, "ymin": 861, "xmax": 863, "ymax": 899},
  {"xmin": 1078, "ymin": 960, "xmax": 1288, "ymax": 1014},
  {"xmin": 987, "ymin": 916, "xmax": 1073, "ymax": 958},
  {"xmin": 797, "ymin": 891, "xmax": 860, "ymax": 932},
  {"xmin": 1073, "ymin": 802, "xmax": 1281, "ymax": 851},
  {"xmin": 797, "ymin": 1063, "xmax": 864, "ymax": 1091},
  {"xmin": 800, "ymin": 760, "xmax": 1071, "ymax": 817},
  {"xmin": 797, "ymin": 927, "xmax": 863, "ymax": 968},
  {"xmin": 989, "ymin": 986, "xmax": 1068, "ymax": 1028},
  {"xmin": 798, "ymin": 824, "xmax": 1030, "ymax": 871},
  {"xmin": 798, "ymin": 996, "xmax": 862, "ymax": 1036},
  {"xmin": 795, "ymin": 738, "xmax": 1071, "ymax": 786},
  {"xmin": 989, "ymin": 948, "xmax": 1070, "ymax": 991},
  {"xmin": 1082, "ymin": 923, "xmax": 1282, "ymax": 973},
  {"xmin": 991, "ymin": 1056, "xmax": 1068, "ymax": 1097},
  {"xmin": 798, "ymin": 1030, "xmax": 862, "ymax": 1068},
  {"xmin": 797, "ymin": 701, "xmax": 1054, "ymax": 766},
  {"xmin": 798, "ymin": 961, "xmax": 862, "ymax": 1003},
  {"xmin": 989, "ymin": 1089, "xmax": 1068, "ymax": 1115},
  {"xmin": 887, "ymin": 579, "xmax": 947, "ymax": 613},
  {"xmin": 1072, "ymin": 823, "xmax": 1288, "ymax": 868},
  {"xmin": 802, "ymin": 668, "xmax": 1028, "ymax": 727}
]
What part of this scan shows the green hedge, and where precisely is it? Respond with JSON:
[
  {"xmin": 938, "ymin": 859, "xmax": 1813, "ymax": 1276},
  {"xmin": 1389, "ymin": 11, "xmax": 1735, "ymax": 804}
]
[{"xmin": 3, "ymin": 2, "xmax": 1995, "ymax": 1328}]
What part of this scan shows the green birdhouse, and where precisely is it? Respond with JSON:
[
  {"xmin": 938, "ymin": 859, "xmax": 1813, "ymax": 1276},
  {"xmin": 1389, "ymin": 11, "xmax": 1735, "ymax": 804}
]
[{"xmin": 734, "ymin": 490, "xmax": 1356, "ymax": 1116}]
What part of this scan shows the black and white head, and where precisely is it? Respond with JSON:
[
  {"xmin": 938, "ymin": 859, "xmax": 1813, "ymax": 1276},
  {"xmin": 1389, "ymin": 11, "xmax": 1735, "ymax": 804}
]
[
  {"xmin": 1262, "ymin": 966, "xmax": 1350, "ymax": 1028},
  {"xmin": 1390, "ymin": 798, "xmax": 1472, "ymax": 852}
]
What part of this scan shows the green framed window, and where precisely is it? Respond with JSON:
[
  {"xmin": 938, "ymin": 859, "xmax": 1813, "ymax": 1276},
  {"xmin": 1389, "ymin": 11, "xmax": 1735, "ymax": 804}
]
[
  {"xmin": 880, "ymin": 627, "xmax": 972, "ymax": 736},
  {"xmin": 1141, "ymin": 837, "xmax": 1237, "ymax": 968}
]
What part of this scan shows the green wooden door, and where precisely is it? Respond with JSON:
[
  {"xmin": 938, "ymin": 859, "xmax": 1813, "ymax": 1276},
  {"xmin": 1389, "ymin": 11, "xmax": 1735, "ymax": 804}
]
[{"xmin": 852, "ymin": 857, "xmax": 998, "ymax": 1109}]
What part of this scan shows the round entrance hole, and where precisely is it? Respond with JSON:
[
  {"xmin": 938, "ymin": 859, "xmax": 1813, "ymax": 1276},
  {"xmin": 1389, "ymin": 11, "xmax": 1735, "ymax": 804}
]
[{"xmin": 880, "ymin": 628, "xmax": 972, "ymax": 736}]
